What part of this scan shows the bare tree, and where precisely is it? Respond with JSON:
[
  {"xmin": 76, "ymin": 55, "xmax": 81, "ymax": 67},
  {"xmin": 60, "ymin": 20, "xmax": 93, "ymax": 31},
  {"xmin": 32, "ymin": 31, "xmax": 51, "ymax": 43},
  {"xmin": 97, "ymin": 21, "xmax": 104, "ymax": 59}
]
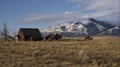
[
  {"xmin": 0, "ymin": 22, "xmax": 16, "ymax": 41},
  {"xmin": 2, "ymin": 22, "xmax": 9, "ymax": 40}
]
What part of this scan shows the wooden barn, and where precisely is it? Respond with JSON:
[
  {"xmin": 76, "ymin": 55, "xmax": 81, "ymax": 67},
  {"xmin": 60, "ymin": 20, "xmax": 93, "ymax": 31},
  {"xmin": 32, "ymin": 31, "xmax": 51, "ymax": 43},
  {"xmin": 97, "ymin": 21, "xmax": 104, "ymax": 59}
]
[{"xmin": 17, "ymin": 28, "xmax": 43, "ymax": 41}]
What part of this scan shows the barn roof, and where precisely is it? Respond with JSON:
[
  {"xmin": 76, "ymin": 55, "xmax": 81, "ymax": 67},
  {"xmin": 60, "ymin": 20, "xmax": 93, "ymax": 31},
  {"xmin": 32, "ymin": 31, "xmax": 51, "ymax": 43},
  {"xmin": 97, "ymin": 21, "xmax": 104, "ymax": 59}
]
[{"xmin": 19, "ymin": 28, "xmax": 42, "ymax": 37}]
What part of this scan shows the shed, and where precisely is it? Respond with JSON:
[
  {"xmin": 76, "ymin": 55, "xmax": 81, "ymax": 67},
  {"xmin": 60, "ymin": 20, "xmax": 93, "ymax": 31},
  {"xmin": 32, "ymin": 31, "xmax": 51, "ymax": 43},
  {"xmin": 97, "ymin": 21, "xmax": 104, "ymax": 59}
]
[{"xmin": 17, "ymin": 28, "xmax": 43, "ymax": 41}]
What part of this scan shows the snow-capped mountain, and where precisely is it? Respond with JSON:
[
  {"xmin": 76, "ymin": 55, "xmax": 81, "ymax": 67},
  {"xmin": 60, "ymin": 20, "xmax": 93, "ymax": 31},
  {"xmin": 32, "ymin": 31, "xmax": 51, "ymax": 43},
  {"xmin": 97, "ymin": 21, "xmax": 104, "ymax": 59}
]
[
  {"xmin": 0, "ymin": 32, "xmax": 17, "ymax": 40},
  {"xmin": 8, "ymin": 32, "xmax": 16, "ymax": 37},
  {"xmin": 41, "ymin": 18, "xmax": 119, "ymax": 37},
  {"xmin": 41, "ymin": 22, "xmax": 88, "ymax": 37},
  {"xmin": 99, "ymin": 26, "xmax": 120, "ymax": 36},
  {"xmin": 84, "ymin": 18, "xmax": 114, "ymax": 35}
]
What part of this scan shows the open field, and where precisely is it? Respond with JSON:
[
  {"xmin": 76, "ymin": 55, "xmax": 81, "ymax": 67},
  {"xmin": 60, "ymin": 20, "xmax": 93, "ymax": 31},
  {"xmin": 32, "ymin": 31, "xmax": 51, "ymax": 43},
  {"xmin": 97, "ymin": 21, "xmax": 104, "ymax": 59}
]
[{"xmin": 0, "ymin": 37, "xmax": 120, "ymax": 67}]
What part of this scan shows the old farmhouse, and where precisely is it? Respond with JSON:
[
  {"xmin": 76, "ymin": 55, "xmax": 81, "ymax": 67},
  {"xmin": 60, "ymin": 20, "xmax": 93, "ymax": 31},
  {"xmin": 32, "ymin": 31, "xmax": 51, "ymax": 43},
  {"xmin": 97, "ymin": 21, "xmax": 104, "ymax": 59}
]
[{"xmin": 17, "ymin": 28, "xmax": 43, "ymax": 41}]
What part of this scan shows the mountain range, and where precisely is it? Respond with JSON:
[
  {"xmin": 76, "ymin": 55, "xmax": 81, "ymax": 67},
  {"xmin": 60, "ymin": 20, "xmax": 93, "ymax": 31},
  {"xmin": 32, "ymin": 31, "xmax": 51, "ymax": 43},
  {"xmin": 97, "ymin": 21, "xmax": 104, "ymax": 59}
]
[{"xmin": 41, "ymin": 18, "xmax": 120, "ymax": 37}]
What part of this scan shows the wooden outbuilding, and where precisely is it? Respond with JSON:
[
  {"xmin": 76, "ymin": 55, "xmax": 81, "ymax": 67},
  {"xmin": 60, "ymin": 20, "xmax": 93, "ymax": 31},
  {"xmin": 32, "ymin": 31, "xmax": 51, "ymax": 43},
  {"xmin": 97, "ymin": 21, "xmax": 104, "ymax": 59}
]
[{"xmin": 17, "ymin": 28, "xmax": 43, "ymax": 41}]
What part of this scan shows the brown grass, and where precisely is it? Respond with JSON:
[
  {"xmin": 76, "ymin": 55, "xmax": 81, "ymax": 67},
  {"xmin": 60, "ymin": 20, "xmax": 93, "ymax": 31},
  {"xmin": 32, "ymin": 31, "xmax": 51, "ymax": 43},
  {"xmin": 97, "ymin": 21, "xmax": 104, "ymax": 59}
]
[{"xmin": 0, "ymin": 37, "xmax": 120, "ymax": 67}]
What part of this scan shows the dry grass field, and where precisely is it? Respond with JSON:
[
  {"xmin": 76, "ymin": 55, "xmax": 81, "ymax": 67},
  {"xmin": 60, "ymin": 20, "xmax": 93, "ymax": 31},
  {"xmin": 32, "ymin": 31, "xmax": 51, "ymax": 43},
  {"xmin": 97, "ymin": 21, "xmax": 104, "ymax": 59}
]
[{"xmin": 0, "ymin": 37, "xmax": 120, "ymax": 67}]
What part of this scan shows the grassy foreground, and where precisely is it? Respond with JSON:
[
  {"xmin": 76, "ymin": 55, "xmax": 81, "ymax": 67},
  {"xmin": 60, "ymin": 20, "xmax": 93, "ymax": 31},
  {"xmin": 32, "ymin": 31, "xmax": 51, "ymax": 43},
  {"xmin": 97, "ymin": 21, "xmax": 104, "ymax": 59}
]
[{"xmin": 0, "ymin": 37, "xmax": 120, "ymax": 67}]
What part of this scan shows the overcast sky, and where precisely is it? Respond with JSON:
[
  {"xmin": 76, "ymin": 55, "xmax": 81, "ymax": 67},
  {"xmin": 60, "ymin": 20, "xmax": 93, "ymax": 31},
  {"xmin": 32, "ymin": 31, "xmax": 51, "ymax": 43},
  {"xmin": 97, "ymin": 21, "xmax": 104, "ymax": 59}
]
[{"xmin": 0, "ymin": 0, "xmax": 119, "ymax": 32}]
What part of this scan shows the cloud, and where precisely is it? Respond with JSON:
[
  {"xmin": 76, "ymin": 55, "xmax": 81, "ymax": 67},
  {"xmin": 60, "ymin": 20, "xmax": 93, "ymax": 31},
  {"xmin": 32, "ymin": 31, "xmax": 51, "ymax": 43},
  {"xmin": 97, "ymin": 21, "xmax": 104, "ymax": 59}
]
[
  {"xmin": 89, "ymin": 9, "xmax": 120, "ymax": 18},
  {"xmin": 23, "ymin": 0, "xmax": 119, "ymax": 25},
  {"xmin": 68, "ymin": 0, "xmax": 119, "ymax": 11},
  {"xmin": 23, "ymin": 11, "xmax": 84, "ymax": 23},
  {"xmin": 86, "ymin": 0, "xmax": 119, "ymax": 11},
  {"xmin": 67, "ymin": 0, "xmax": 120, "ymax": 20}
]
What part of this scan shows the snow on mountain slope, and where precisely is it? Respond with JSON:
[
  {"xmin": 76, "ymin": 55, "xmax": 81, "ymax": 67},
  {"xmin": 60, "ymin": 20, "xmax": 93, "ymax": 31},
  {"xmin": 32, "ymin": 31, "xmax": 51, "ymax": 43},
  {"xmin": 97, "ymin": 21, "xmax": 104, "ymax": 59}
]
[
  {"xmin": 84, "ymin": 21, "xmax": 105, "ymax": 35},
  {"xmin": 84, "ymin": 18, "xmax": 114, "ymax": 35},
  {"xmin": 41, "ymin": 18, "xmax": 116, "ymax": 37},
  {"xmin": 100, "ymin": 26, "xmax": 120, "ymax": 36},
  {"xmin": 41, "ymin": 22, "xmax": 88, "ymax": 37}
]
